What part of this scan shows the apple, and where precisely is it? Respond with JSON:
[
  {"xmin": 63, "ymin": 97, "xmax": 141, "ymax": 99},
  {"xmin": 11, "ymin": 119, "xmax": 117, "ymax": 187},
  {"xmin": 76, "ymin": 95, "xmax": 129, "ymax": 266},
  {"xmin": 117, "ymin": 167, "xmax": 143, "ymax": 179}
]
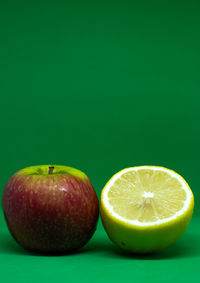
[{"xmin": 2, "ymin": 165, "xmax": 99, "ymax": 253}]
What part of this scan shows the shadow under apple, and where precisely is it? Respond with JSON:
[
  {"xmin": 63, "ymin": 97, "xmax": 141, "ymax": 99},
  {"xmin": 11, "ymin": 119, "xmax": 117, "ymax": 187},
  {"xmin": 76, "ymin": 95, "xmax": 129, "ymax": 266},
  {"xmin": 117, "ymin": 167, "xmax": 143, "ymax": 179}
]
[{"xmin": 1, "ymin": 231, "xmax": 199, "ymax": 259}]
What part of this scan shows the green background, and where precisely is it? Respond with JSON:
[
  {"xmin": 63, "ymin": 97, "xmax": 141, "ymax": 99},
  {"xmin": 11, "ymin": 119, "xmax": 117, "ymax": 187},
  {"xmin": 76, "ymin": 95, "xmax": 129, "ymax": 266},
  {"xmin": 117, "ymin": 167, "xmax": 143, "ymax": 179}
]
[{"xmin": 0, "ymin": 0, "xmax": 200, "ymax": 282}]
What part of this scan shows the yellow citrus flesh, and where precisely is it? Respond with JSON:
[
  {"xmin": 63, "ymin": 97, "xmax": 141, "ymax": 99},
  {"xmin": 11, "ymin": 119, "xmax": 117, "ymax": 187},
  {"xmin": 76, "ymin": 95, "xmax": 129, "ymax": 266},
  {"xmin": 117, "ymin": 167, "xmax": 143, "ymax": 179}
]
[{"xmin": 100, "ymin": 166, "xmax": 194, "ymax": 253}]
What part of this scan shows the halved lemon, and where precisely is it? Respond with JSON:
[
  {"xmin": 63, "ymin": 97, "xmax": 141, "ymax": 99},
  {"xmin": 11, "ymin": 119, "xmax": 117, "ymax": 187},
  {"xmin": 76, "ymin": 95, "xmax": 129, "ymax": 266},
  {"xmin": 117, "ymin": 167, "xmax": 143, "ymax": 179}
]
[{"xmin": 100, "ymin": 166, "xmax": 194, "ymax": 253}]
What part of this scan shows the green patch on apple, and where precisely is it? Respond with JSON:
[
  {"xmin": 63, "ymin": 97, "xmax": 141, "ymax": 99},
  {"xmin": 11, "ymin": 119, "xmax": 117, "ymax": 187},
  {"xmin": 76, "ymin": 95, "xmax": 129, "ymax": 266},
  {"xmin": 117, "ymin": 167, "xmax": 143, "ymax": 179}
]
[{"xmin": 17, "ymin": 164, "xmax": 88, "ymax": 179}]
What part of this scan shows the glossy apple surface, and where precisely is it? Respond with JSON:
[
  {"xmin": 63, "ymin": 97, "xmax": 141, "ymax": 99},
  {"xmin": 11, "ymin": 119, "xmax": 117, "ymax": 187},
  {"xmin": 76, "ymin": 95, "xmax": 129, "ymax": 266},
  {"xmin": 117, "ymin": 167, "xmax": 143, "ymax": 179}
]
[{"xmin": 2, "ymin": 165, "xmax": 99, "ymax": 253}]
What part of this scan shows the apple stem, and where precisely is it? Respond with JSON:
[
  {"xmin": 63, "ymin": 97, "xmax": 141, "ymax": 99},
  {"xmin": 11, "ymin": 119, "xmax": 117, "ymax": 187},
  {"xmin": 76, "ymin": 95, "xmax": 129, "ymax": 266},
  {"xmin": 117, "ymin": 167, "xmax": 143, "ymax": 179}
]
[{"xmin": 48, "ymin": 166, "xmax": 54, "ymax": 174}]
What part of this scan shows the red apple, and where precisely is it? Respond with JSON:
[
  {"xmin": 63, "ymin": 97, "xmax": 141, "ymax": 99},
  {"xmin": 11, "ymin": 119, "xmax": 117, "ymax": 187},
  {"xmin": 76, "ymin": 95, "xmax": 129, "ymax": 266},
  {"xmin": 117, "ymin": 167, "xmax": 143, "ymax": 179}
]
[{"xmin": 2, "ymin": 165, "xmax": 99, "ymax": 253}]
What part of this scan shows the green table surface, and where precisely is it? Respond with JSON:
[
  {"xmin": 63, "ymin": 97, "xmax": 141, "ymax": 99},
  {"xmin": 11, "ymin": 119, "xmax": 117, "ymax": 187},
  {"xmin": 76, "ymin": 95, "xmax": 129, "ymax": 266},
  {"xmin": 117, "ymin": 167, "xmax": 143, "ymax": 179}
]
[{"xmin": 0, "ymin": 212, "xmax": 200, "ymax": 283}]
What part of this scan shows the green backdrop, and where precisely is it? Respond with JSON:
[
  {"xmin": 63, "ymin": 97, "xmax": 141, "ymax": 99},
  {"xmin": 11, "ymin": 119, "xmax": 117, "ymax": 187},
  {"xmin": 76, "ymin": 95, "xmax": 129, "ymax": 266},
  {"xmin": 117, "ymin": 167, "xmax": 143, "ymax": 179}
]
[{"xmin": 0, "ymin": 0, "xmax": 200, "ymax": 282}]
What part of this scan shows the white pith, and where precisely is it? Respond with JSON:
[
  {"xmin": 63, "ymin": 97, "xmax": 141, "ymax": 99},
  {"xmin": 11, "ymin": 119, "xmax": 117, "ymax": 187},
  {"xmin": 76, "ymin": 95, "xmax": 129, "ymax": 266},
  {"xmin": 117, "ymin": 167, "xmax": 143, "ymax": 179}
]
[
  {"xmin": 143, "ymin": 191, "xmax": 154, "ymax": 198},
  {"xmin": 102, "ymin": 166, "xmax": 193, "ymax": 227}
]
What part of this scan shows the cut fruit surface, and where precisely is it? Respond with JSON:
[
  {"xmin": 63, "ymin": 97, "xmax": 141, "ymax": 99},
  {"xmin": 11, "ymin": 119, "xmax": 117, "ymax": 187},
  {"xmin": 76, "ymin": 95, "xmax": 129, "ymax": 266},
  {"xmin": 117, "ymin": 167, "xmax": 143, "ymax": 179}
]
[
  {"xmin": 100, "ymin": 166, "xmax": 194, "ymax": 253},
  {"xmin": 104, "ymin": 166, "xmax": 192, "ymax": 226}
]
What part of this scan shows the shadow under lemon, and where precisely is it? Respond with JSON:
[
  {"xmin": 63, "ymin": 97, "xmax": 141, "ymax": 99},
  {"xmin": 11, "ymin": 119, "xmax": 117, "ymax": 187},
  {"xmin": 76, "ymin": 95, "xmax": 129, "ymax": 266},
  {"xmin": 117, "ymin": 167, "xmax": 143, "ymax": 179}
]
[{"xmin": 85, "ymin": 232, "xmax": 200, "ymax": 260}]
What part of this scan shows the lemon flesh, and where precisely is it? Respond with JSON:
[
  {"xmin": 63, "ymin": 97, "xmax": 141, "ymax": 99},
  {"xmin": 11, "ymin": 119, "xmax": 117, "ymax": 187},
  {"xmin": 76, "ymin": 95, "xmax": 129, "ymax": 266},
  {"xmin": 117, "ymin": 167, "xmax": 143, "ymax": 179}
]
[{"xmin": 100, "ymin": 166, "xmax": 194, "ymax": 253}]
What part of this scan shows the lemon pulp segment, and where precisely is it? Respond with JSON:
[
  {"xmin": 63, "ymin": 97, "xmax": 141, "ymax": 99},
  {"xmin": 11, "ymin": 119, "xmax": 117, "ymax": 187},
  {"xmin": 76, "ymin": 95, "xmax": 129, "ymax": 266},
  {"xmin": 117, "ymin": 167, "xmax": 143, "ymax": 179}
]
[{"xmin": 105, "ymin": 167, "xmax": 191, "ymax": 226}]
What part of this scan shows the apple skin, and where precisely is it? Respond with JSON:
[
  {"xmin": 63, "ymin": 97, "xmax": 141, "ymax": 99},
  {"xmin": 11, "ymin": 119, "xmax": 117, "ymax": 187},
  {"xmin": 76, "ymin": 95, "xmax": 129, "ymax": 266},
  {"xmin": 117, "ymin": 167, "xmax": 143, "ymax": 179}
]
[{"xmin": 2, "ymin": 165, "xmax": 99, "ymax": 253}]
